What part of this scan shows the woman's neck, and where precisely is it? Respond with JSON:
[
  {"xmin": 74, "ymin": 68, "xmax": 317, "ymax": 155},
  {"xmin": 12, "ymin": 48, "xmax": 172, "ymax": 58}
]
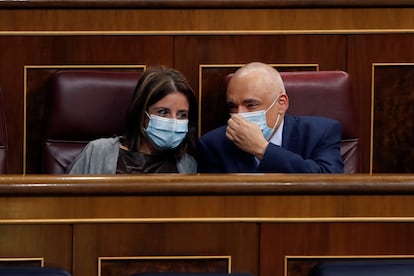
[{"xmin": 139, "ymin": 139, "xmax": 154, "ymax": 154}]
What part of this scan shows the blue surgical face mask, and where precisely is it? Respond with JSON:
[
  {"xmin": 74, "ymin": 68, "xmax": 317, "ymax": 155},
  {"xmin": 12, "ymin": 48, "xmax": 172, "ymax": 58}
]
[
  {"xmin": 145, "ymin": 113, "xmax": 188, "ymax": 150},
  {"xmin": 237, "ymin": 95, "xmax": 280, "ymax": 140}
]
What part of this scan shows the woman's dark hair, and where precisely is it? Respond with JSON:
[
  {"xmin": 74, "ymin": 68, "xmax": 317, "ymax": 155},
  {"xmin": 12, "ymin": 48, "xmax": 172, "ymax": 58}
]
[{"xmin": 122, "ymin": 65, "xmax": 198, "ymax": 159}]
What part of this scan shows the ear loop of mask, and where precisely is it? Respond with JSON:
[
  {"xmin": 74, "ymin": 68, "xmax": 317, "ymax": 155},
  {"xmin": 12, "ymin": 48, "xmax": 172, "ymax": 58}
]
[
  {"xmin": 266, "ymin": 113, "xmax": 281, "ymax": 141},
  {"xmin": 265, "ymin": 94, "xmax": 279, "ymax": 113},
  {"xmin": 265, "ymin": 95, "xmax": 282, "ymax": 141}
]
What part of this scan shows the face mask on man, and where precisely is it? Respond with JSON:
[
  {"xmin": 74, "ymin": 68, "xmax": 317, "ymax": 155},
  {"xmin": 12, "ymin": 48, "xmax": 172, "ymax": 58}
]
[
  {"xmin": 145, "ymin": 112, "xmax": 188, "ymax": 149},
  {"xmin": 237, "ymin": 95, "xmax": 281, "ymax": 140}
]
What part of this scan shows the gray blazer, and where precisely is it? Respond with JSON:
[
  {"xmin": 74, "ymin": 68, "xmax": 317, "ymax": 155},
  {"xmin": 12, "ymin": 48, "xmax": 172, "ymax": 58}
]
[{"xmin": 67, "ymin": 137, "xmax": 197, "ymax": 174}]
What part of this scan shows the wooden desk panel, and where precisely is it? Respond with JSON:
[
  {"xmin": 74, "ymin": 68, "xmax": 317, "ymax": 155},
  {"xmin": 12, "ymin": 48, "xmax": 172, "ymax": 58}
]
[
  {"xmin": 73, "ymin": 223, "xmax": 258, "ymax": 276},
  {"xmin": 0, "ymin": 224, "xmax": 72, "ymax": 271},
  {"xmin": 1, "ymin": 174, "xmax": 414, "ymax": 276},
  {"xmin": 1, "ymin": 175, "xmax": 414, "ymax": 220},
  {"xmin": 261, "ymin": 222, "xmax": 414, "ymax": 276}
]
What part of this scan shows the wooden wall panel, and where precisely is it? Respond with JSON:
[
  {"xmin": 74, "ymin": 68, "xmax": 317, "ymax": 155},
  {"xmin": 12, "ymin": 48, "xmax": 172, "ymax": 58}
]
[
  {"xmin": 73, "ymin": 223, "xmax": 258, "ymax": 276},
  {"xmin": 260, "ymin": 222, "xmax": 414, "ymax": 276},
  {"xmin": 0, "ymin": 35, "xmax": 174, "ymax": 173},
  {"xmin": 174, "ymin": 35, "xmax": 347, "ymax": 91},
  {"xmin": 0, "ymin": 224, "xmax": 72, "ymax": 271},
  {"xmin": 2, "ymin": 8, "xmax": 414, "ymax": 32},
  {"xmin": 174, "ymin": 34, "xmax": 348, "ymax": 135},
  {"xmin": 0, "ymin": 175, "xmax": 414, "ymax": 276},
  {"xmin": 0, "ymin": 5, "xmax": 414, "ymax": 174},
  {"xmin": 3, "ymin": 32, "xmax": 414, "ymax": 173},
  {"xmin": 99, "ymin": 256, "xmax": 230, "ymax": 276},
  {"xmin": 372, "ymin": 64, "xmax": 414, "ymax": 173},
  {"xmin": 347, "ymin": 34, "xmax": 414, "ymax": 173}
]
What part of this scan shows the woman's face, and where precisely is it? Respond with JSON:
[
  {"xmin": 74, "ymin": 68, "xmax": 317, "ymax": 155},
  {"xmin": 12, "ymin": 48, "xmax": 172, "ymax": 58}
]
[{"xmin": 146, "ymin": 91, "xmax": 189, "ymax": 122}]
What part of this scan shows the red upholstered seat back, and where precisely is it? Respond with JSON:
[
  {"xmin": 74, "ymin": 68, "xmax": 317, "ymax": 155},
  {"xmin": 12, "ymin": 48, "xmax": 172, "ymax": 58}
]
[
  {"xmin": 43, "ymin": 70, "xmax": 140, "ymax": 174},
  {"xmin": 0, "ymin": 87, "xmax": 8, "ymax": 174},
  {"xmin": 226, "ymin": 71, "xmax": 360, "ymax": 173}
]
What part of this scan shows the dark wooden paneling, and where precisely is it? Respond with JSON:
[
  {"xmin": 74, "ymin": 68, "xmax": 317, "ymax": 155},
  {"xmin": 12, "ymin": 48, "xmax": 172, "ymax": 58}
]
[
  {"xmin": 73, "ymin": 223, "xmax": 258, "ymax": 276},
  {"xmin": 0, "ymin": 175, "xmax": 414, "ymax": 275},
  {"xmin": 174, "ymin": 34, "xmax": 347, "ymax": 135},
  {"xmin": 100, "ymin": 257, "xmax": 229, "ymax": 276},
  {"xmin": 261, "ymin": 222, "xmax": 414, "ymax": 276},
  {"xmin": 0, "ymin": 224, "xmax": 72, "ymax": 272},
  {"xmin": 2, "ymin": 0, "xmax": 414, "ymax": 8},
  {"xmin": 3, "ymin": 175, "xmax": 414, "ymax": 220},
  {"xmin": 0, "ymin": 35, "xmax": 174, "ymax": 173},
  {"xmin": 2, "ymin": 9, "xmax": 414, "ymax": 32},
  {"xmin": 174, "ymin": 35, "xmax": 347, "ymax": 90},
  {"xmin": 3, "ymin": 32, "xmax": 414, "ymax": 174},
  {"xmin": 372, "ymin": 65, "xmax": 414, "ymax": 173},
  {"xmin": 348, "ymin": 34, "xmax": 414, "ymax": 173},
  {"xmin": 1, "ymin": 18, "xmax": 414, "ymax": 174}
]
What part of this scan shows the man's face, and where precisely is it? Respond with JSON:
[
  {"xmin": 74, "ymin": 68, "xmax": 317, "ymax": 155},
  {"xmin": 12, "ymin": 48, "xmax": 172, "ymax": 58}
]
[{"xmin": 226, "ymin": 71, "xmax": 280, "ymax": 127}]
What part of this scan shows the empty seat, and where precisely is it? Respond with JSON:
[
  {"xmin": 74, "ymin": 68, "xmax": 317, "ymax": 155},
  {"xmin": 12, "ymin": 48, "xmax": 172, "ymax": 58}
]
[
  {"xmin": 43, "ymin": 70, "xmax": 140, "ymax": 174},
  {"xmin": 281, "ymin": 71, "xmax": 360, "ymax": 173}
]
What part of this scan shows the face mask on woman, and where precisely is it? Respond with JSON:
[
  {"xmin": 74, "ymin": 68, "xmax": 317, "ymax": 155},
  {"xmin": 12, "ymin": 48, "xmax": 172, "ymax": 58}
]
[{"xmin": 145, "ymin": 113, "xmax": 188, "ymax": 149}]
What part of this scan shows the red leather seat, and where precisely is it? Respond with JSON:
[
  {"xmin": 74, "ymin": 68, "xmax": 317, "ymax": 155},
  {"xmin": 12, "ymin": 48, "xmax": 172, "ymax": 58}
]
[
  {"xmin": 43, "ymin": 70, "xmax": 140, "ymax": 174},
  {"xmin": 226, "ymin": 71, "xmax": 360, "ymax": 173}
]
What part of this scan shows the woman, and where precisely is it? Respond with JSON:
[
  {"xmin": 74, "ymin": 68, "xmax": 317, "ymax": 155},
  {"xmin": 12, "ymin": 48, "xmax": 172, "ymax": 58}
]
[{"xmin": 67, "ymin": 66, "xmax": 198, "ymax": 174}]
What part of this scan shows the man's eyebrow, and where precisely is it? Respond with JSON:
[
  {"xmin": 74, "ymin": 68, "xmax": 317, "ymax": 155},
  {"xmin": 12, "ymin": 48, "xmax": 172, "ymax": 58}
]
[
  {"xmin": 242, "ymin": 98, "xmax": 260, "ymax": 104},
  {"xmin": 227, "ymin": 98, "xmax": 259, "ymax": 106}
]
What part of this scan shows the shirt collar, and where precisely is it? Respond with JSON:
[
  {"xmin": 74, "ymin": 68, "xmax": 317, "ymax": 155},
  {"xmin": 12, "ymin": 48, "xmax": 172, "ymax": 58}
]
[{"xmin": 269, "ymin": 118, "xmax": 284, "ymax": 146}]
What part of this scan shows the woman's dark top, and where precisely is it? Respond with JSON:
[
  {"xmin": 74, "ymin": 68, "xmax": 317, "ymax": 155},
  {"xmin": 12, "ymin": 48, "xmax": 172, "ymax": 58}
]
[{"xmin": 116, "ymin": 148, "xmax": 178, "ymax": 173}]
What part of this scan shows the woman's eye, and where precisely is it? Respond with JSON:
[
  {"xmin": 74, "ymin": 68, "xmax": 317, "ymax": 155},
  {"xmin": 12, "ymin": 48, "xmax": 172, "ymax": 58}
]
[
  {"xmin": 177, "ymin": 112, "xmax": 189, "ymax": 119},
  {"xmin": 156, "ymin": 109, "xmax": 169, "ymax": 116}
]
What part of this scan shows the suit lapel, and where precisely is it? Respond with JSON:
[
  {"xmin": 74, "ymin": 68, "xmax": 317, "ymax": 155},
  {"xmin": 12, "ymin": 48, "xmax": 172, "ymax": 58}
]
[{"xmin": 282, "ymin": 114, "xmax": 301, "ymax": 154}]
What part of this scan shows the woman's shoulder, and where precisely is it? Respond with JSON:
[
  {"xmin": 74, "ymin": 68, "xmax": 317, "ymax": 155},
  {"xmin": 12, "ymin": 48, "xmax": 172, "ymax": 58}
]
[
  {"xmin": 67, "ymin": 137, "xmax": 120, "ymax": 174},
  {"xmin": 87, "ymin": 137, "xmax": 120, "ymax": 149}
]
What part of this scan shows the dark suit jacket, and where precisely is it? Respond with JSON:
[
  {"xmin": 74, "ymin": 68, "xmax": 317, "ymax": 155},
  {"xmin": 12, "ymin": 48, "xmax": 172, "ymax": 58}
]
[{"xmin": 197, "ymin": 114, "xmax": 344, "ymax": 173}]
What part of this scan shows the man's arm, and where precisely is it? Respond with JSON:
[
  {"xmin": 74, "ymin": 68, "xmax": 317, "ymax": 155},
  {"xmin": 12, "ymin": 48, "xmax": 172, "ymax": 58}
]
[
  {"xmin": 258, "ymin": 120, "xmax": 344, "ymax": 173},
  {"xmin": 196, "ymin": 135, "xmax": 225, "ymax": 173}
]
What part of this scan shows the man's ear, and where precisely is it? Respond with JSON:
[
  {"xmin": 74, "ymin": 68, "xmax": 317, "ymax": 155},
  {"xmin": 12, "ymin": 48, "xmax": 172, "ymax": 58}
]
[{"xmin": 278, "ymin": 93, "xmax": 289, "ymax": 112}]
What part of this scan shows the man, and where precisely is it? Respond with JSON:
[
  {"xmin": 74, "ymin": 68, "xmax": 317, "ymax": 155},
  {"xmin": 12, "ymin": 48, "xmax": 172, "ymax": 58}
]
[{"xmin": 197, "ymin": 62, "xmax": 344, "ymax": 173}]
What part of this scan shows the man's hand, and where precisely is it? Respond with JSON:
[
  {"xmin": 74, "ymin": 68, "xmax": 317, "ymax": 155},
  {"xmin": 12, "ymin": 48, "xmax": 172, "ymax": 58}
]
[{"xmin": 226, "ymin": 114, "xmax": 269, "ymax": 159}]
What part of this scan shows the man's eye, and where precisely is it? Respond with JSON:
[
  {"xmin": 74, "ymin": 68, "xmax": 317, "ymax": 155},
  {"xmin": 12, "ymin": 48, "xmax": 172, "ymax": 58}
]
[
  {"xmin": 247, "ymin": 103, "xmax": 258, "ymax": 109},
  {"xmin": 227, "ymin": 104, "xmax": 237, "ymax": 112}
]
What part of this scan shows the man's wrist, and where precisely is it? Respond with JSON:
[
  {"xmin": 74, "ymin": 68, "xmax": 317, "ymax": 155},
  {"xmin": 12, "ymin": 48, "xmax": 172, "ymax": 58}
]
[{"xmin": 255, "ymin": 141, "xmax": 269, "ymax": 160}]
